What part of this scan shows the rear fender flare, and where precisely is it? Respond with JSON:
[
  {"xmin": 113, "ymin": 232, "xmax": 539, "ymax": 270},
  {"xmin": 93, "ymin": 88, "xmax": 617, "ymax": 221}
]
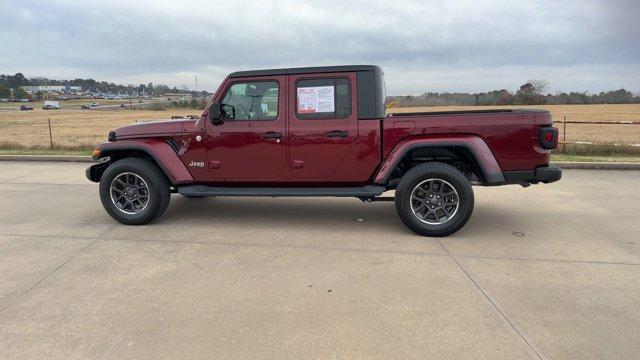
[
  {"xmin": 374, "ymin": 135, "xmax": 504, "ymax": 185},
  {"xmin": 96, "ymin": 140, "xmax": 193, "ymax": 185}
]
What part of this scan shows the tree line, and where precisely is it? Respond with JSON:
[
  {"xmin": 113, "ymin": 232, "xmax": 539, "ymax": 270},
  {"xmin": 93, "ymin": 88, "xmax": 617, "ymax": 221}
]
[
  {"xmin": 386, "ymin": 80, "xmax": 640, "ymax": 107},
  {"xmin": 3, "ymin": 73, "xmax": 638, "ymax": 106},
  {"xmin": 0, "ymin": 73, "xmax": 208, "ymax": 99}
]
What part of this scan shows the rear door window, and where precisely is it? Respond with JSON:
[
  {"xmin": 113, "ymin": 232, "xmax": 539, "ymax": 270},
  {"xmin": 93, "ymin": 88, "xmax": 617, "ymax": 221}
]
[{"xmin": 295, "ymin": 78, "xmax": 351, "ymax": 119}]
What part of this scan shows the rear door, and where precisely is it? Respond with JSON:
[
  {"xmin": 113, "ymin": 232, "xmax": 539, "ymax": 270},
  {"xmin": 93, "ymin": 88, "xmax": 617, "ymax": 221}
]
[{"xmin": 287, "ymin": 72, "xmax": 358, "ymax": 179}]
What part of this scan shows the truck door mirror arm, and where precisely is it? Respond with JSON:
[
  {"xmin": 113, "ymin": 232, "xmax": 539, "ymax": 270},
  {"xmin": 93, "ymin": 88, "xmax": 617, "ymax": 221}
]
[{"xmin": 208, "ymin": 102, "xmax": 224, "ymax": 126}]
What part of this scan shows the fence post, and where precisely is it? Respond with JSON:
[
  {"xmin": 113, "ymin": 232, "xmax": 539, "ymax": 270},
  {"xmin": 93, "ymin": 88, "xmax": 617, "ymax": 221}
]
[
  {"xmin": 47, "ymin": 118, "xmax": 53, "ymax": 150},
  {"xmin": 563, "ymin": 116, "xmax": 567, "ymax": 153}
]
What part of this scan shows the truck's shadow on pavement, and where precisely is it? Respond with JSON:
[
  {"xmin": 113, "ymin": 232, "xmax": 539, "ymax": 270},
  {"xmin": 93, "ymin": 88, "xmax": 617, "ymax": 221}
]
[
  {"xmin": 152, "ymin": 196, "xmax": 522, "ymax": 238},
  {"xmin": 165, "ymin": 196, "xmax": 401, "ymax": 228}
]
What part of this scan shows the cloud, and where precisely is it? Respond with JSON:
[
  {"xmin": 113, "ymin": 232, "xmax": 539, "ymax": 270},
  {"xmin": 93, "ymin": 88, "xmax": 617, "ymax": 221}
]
[{"xmin": 1, "ymin": 0, "xmax": 638, "ymax": 93}]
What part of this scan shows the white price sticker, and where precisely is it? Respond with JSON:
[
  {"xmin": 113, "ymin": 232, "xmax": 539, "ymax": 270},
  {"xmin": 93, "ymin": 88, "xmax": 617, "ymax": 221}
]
[{"xmin": 297, "ymin": 86, "xmax": 334, "ymax": 113}]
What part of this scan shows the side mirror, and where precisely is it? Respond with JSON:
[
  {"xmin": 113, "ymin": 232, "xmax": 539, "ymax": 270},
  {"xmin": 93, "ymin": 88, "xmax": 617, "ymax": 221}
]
[{"xmin": 208, "ymin": 102, "xmax": 224, "ymax": 126}]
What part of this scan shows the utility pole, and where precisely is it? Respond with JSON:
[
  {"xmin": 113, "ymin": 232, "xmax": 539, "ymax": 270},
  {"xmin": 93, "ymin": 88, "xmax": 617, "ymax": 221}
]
[{"xmin": 195, "ymin": 75, "xmax": 198, "ymax": 92}]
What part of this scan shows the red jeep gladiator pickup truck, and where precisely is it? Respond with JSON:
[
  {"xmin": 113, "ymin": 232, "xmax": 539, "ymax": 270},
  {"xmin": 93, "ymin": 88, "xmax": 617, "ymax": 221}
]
[{"xmin": 87, "ymin": 65, "xmax": 561, "ymax": 236}]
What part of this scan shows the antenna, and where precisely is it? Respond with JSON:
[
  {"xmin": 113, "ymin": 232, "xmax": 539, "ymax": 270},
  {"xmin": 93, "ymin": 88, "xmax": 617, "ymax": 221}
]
[{"xmin": 195, "ymin": 75, "xmax": 198, "ymax": 92}]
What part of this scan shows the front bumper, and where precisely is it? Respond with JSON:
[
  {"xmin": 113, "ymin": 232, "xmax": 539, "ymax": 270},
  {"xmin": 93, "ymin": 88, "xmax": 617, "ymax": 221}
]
[
  {"xmin": 502, "ymin": 166, "xmax": 562, "ymax": 185},
  {"xmin": 85, "ymin": 158, "xmax": 110, "ymax": 182}
]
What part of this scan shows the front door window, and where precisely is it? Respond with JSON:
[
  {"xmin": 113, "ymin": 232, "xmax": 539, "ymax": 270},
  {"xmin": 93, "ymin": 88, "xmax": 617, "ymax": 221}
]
[{"xmin": 221, "ymin": 81, "xmax": 279, "ymax": 121}]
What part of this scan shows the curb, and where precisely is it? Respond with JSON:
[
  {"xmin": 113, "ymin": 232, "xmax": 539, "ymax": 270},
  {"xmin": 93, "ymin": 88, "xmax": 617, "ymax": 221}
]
[
  {"xmin": 0, "ymin": 155, "xmax": 92, "ymax": 163},
  {"xmin": 550, "ymin": 161, "xmax": 640, "ymax": 170},
  {"xmin": 0, "ymin": 155, "xmax": 639, "ymax": 170}
]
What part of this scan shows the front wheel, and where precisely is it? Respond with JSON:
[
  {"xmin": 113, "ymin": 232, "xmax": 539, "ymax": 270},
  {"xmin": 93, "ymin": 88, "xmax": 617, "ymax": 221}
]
[
  {"xmin": 99, "ymin": 158, "xmax": 171, "ymax": 225},
  {"xmin": 395, "ymin": 162, "xmax": 474, "ymax": 237}
]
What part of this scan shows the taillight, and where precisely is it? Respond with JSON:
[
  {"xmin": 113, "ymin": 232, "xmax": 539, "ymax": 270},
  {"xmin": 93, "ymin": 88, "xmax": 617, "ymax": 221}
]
[
  {"xmin": 545, "ymin": 131, "xmax": 553, "ymax": 142},
  {"xmin": 539, "ymin": 126, "xmax": 558, "ymax": 149}
]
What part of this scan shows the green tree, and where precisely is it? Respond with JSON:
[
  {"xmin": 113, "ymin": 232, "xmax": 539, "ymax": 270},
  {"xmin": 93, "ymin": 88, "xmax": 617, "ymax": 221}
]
[
  {"xmin": 33, "ymin": 90, "xmax": 44, "ymax": 101},
  {"xmin": 0, "ymin": 85, "xmax": 10, "ymax": 98},
  {"xmin": 12, "ymin": 87, "xmax": 28, "ymax": 99}
]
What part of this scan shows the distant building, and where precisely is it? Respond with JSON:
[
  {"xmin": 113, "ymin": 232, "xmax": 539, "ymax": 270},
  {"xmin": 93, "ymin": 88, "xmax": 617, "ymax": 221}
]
[{"xmin": 21, "ymin": 85, "xmax": 82, "ymax": 93}]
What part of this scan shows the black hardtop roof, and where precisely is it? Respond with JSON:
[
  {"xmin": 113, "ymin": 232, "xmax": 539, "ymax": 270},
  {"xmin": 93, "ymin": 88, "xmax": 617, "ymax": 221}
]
[{"xmin": 228, "ymin": 65, "xmax": 382, "ymax": 78}]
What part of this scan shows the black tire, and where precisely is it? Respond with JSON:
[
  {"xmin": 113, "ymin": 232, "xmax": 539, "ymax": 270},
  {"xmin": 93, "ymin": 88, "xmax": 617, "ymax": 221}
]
[
  {"xmin": 395, "ymin": 162, "xmax": 474, "ymax": 237},
  {"xmin": 99, "ymin": 158, "xmax": 171, "ymax": 225}
]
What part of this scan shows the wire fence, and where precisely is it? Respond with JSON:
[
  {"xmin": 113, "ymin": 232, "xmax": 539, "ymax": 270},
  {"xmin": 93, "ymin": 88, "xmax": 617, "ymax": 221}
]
[
  {"xmin": 1, "ymin": 114, "xmax": 639, "ymax": 154},
  {"xmin": 554, "ymin": 116, "xmax": 640, "ymax": 154},
  {"xmin": 0, "ymin": 119, "xmax": 112, "ymax": 150}
]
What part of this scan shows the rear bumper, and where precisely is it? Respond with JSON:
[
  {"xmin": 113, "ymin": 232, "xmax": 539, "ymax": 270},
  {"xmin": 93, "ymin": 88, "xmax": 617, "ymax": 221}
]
[
  {"xmin": 535, "ymin": 166, "xmax": 562, "ymax": 183},
  {"xmin": 502, "ymin": 166, "xmax": 562, "ymax": 185}
]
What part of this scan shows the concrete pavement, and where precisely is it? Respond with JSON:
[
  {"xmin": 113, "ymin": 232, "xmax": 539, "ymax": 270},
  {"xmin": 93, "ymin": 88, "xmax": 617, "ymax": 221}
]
[{"xmin": 0, "ymin": 162, "xmax": 638, "ymax": 359}]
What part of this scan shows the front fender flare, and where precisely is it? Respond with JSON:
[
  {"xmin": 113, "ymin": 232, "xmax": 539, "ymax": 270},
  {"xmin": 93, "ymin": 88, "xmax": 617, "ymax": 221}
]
[
  {"xmin": 374, "ymin": 135, "xmax": 504, "ymax": 185},
  {"xmin": 95, "ymin": 139, "xmax": 194, "ymax": 185}
]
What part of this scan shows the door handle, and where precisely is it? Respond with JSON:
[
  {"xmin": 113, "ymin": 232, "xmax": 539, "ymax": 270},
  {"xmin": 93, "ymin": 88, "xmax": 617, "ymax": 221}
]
[
  {"xmin": 325, "ymin": 130, "xmax": 348, "ymax": 138},
  {"xmin": 261, "ymin": 132, "xmax": 282, "ymax": 139}
]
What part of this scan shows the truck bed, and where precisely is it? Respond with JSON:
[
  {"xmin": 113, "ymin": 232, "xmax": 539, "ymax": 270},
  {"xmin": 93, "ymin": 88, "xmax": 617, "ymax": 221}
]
[
  {"xmin": 383, "ymin": 108, "xmax": 553, "ymax": 172},
  {"xmin": 388, "ymin": 108, "xmax": 548, "ymax": 117}
]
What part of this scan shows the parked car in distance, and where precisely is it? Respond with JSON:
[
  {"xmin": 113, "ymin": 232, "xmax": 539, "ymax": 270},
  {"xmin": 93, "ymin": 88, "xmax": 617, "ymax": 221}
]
[
  {"xmin": 90, "ymin": 102, "xmax": 100, "ymax": 107},
  {"xmin": 20, "ymin": 105, "xmax": 34, "ymax": 111},
  {"xmin": 87, "ymin": 65, "xmax": 561, "ymax": 236},
  {"xmin": 138, "ymin": 99, "xmax": 144, "ymax": 103},
  {"xmin": 43, "ymin": 101, "xmax": 61, "ymax": 110}
]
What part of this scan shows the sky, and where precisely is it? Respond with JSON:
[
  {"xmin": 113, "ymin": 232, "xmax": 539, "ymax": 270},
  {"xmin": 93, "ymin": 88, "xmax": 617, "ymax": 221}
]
[{"xmin": 1, "ymin": 0, "xmax": 638, "ymax": 94}]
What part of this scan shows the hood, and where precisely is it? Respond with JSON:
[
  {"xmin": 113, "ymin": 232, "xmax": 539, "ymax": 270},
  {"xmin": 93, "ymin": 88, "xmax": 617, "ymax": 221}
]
[{"xmin": 113, "ymin": 119, "xmax": 197, "ymax": 139}]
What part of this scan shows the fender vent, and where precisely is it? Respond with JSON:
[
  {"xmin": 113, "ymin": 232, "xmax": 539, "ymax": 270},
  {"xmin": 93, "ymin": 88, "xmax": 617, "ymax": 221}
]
[{"xmin": 166, "ymin": 139, "xmax": 179, "ymax": 153}]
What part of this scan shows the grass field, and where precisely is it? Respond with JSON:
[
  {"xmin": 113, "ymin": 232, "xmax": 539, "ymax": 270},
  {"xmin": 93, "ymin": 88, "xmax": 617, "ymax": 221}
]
[
  {"xmin": 0, "ymin": 104, "xmax": 639, "ymax": 153},
  {"xmin": 0, "ymin": 108, "xmax": 201, "ymax": 149}
]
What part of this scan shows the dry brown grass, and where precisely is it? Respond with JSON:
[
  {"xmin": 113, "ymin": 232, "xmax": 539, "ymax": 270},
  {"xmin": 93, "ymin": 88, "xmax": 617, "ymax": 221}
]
[
  {"xmin": 0, "ymin": 109, "xmax": 201, "ymax": 150},
  {"xmin": 1, "ymin": 104, "xmax": 639, "ymax": 152},
  {"xmin": 389, "ymin": 104, "xmax": 640, "ymax": 145}
]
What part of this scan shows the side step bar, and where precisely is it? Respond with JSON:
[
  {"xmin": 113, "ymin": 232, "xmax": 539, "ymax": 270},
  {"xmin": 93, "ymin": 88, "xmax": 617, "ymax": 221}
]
[{"xmin": 177, "ymin": 185, "xmax": 386, "ymax": 198}]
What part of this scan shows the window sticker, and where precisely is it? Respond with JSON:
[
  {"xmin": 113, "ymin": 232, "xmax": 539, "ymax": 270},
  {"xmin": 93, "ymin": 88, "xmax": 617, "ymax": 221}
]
[{"xmin": 297, "ymin": 86, "xmax": 335, "ymax": 113}]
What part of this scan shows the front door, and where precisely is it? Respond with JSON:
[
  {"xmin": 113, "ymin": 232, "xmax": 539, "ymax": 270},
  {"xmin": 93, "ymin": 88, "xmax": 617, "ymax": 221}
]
[
  {"xmin": 288, "ymin": 72, "xmax": 359, "ymax": 179},
  {"xmin": 205, "ymin": 76, "xmax": 286, "ymax": 180}
]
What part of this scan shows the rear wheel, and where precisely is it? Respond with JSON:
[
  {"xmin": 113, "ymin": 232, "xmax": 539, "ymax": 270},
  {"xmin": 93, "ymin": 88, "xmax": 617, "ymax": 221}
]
[
  {"xmin": 99, "ymin": 158, "xmax": 171, "ymax": 225},
  {"xmin": 395, "ymin": 162, "xmax": 474, "ymax": 237}
]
